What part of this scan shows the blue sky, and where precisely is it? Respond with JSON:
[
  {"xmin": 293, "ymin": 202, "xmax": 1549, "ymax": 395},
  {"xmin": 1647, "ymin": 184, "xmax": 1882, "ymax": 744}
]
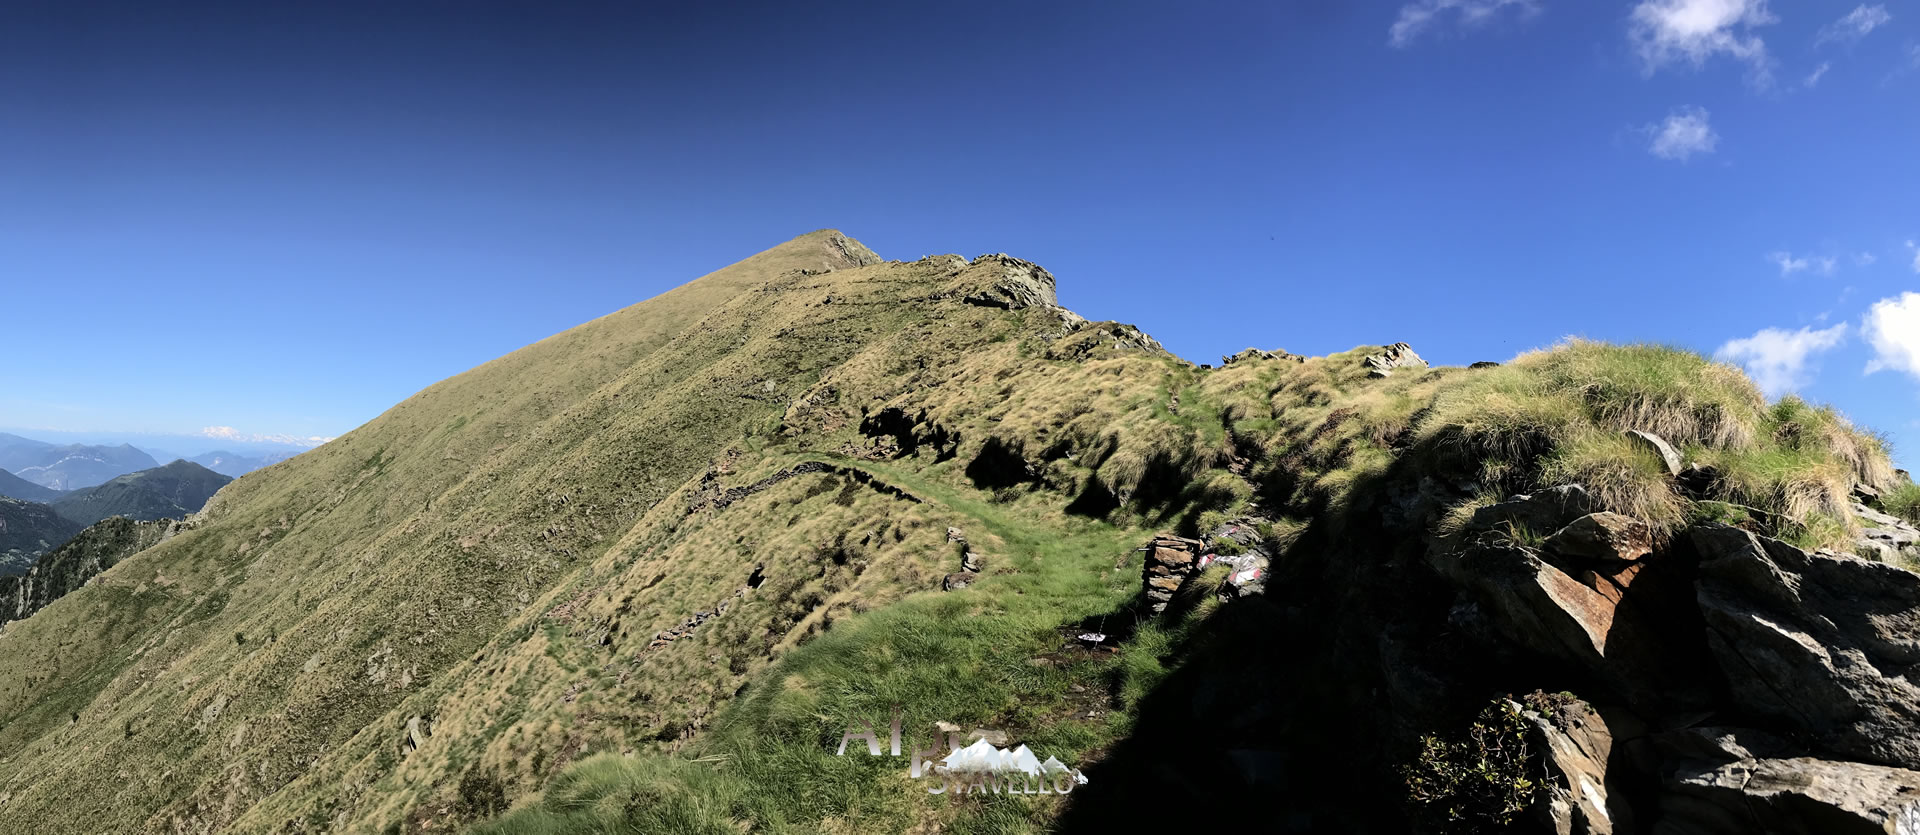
[{"xmin": 3, "ymin": 1, "xmax": 1917, "ymax": 465}]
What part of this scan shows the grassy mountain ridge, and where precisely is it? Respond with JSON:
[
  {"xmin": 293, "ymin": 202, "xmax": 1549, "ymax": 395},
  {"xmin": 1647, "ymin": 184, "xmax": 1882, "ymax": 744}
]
[
  {"xmin": 51, "ymin": 460, "xmax": 234, "ymax": 527},
  {"xmin": 0, "ymin": 232, "xmax": 1900, "ymax": 833}
]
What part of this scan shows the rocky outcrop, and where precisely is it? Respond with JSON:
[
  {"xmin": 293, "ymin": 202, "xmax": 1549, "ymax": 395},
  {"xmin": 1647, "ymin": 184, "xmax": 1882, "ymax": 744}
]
[
  {"xmin": 1221, "ymin": 347, "xmax": 1304, "ymax": 366},
  {"xmin": 1691, "ymin": 524, "xmax": 1920, "ymax": 770},
  {"xmin": 1363, "ymin": 342, "xmax": 1426, "ymax": 378},
  {"xmin": 1853, "ymin": 502, "xmax": 1920, "ymax": 566},
  {"xmin": 961, "ymin": 254, "xmax": 1059, "ymax": 310}
]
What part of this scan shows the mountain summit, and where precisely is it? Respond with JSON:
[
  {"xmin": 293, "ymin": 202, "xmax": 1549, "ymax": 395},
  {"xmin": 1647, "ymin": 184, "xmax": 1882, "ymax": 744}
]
[{"xmin": 1, "ymin": 233, "xmax": 1916, "ymax": 833}]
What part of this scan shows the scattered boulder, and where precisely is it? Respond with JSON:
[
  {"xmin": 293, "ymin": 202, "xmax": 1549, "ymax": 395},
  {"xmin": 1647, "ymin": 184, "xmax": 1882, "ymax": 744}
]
[
  {"xmin": 1362, "ymin": 342, "xmax": 1426, "ymax": 378},
  {"xmin": 1624, "ymin": 430, "xmax": 1684, "ymax": 478},
  {"xmin": 961, "ymin": 551, "xmax": 982, "ymax": 572},
  {"xmin": 1690, "ymin": 525, "xmax": 1920, "ymax": 769},
  {"xmin": 1544, "ymin": 513, "xmax": 1654, "ymax": 564},
  {"xmin": 942, "ymin": 572, "xmax": 978, "ymax": 591},
  {"xmin": 1141, "ymin": 533, "xmax": 1203, "ymax": 613},
  {"xmin": 947, "ymin": 527, "xmax": 966, "ymax": 544},
  {"xmin": 1661, "ymin": 756, "xmax": 1920, "ymax": 834},
  {"xmin": 1470, "ymin": 361, "xmax": 1501, "ymax": 369}
]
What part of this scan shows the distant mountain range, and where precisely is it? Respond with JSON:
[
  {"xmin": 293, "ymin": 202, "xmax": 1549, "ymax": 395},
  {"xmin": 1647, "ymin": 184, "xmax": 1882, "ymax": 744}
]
[
  {"xmin": 186, "ymin": 449, "xmax": 297, "ymax": 478},
  {"xmin": 0, "ymin": 433, "xmax": 158, "ymax": 490},
  {"xmin": 0, "ymin": 497, "xmax": 83, "ymax": 576},
  {"xmin": 49, "ymin": 460, "xmax": 232, "ymax": 528}
]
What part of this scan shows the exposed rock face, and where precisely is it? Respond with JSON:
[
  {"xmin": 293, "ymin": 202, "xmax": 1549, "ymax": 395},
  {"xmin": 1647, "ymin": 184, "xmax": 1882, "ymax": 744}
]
[
  {"xmin": 1362, "ymin": 342, "xmax": 1425, "ymax": 378},
  {"xmin": 1690, "ymin": 525, "xmax": 1920, "ymax": 770},
  {"xmin": 941, "ymin": 572, "xmax": 977, "ymax": 591},
  {"xmin": 1854, "ymin": 502, "xmax": 1920, "ymax": 565},
  {"xmin": 1141, "ymin": 533, "xmax": 1202, "ymax": 613},
  {"xmin": 1663, "ymin": 757, "xmax": 1920, "ymax": 834},
  {"xmin": 961, "ymin": 254, "xmax": 1058, "ymax": 310}
]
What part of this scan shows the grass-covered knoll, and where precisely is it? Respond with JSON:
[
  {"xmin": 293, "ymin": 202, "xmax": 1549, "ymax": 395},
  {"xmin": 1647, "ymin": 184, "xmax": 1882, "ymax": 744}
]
[{"xmin": 0, "ymin": 230, "xmax": 1901, "ymax": 834}]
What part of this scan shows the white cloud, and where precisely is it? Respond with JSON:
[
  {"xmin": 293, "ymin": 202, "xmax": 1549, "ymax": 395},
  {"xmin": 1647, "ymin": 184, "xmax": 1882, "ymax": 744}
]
[
  {"xmin": 1854, "ymin": 251, "xmax": 1878, "ymax": 266},
  {"xmin": 1864, "ymin": 292, "xmax": 1920, "ymax": 378},
  {"xmin": 1390, "ymin": 0, "xmax": 1541, "ymax": 47},
  {"xmin": 1629, "ymin": 0, "xmax": 1776, "ymax": 80},
  {"xmin": 1645, "ymin": 106, "xmax": 1719, "ymax": 160},
  {"xmin": 1715, "ymin": 323, "xmax": 1849, "ymax": 396},
  {"xmin": 1770, "ymin": 251, "xmax": 1838, "ymax": 276},
  {"xmin": 1816, "ymin": 5, "xmax": 1892, "ymax": 46},
  {"xmin": 1804, "ymin": 61, "xmax": 1831, "ymax": 87},
  {"xmin": 200, "ymin": 425, "xmax": 336, "ymax": 448}
]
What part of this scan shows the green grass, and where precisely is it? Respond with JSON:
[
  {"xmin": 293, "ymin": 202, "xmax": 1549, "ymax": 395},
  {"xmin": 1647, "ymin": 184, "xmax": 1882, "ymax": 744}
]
[{"xmin": 1888, "ymin": 483, "xmax": 1920, "ymax": 525}]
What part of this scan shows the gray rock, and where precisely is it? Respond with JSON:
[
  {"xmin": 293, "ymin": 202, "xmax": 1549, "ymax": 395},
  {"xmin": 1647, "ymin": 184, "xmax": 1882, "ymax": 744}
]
[
  {"xmin": 1661, "ymin": 756, "xmax": 1920, "ymax": 834},
  {"xmin": 1519, "ymin": 700, "xmax": 1631, "ymax": 835},
  {"xmin": 1545, "ymin": 513, "xmax": 1654, "ymax": 564},
  {"xmin": 961, "ymin": 551, "xmax": 982, "ymax": 572},
  {"xmin": 941, "ymin": 572, "xmax": 978, "ymax": 591},
  {"xmin": 1625, "ymin": 430, "xmax": 1684, "ymax": 477},
  {"xmin": 1854, "ymin": 502, "xmax": 1920, "ymax": 565},
  {"xmin": 1362, "ymin": 342, "xmax": 1425, "ymax": 376},
  {"xmin": 1690, "ymin": 524, "xmax": 1920, "ymax": 769},
  {"xmin": 961, "ymin": 254, "xmax": 1058, "ymax": 310},
  {"xmin": 1221, "ymin": 348, "xmax": 1303, "ymax": 366},
  {"xmin": 1471, "ymin": 361, "xmax": 1502, "ymax": 369}
]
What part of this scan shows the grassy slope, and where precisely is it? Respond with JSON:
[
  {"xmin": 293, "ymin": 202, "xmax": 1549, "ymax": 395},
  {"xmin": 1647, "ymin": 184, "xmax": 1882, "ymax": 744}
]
[
  {"xmin": 0, "ymin": 230, "xmax": 898, "ymax": 832},
  {"xmin": 0, "ymin": 231, "xmax": 1898, "ymax": 835}
]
